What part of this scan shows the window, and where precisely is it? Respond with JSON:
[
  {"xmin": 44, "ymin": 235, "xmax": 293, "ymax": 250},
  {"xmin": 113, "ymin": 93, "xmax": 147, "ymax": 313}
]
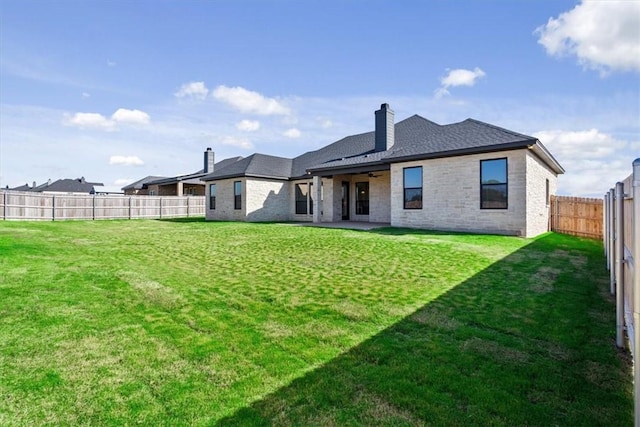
[
  {"xmin": 295, "ymin": 183, "xmax": 308, "ymax": 214},
  {"xmin": 480, "ymin": 158, "xmax": 508, "ymax": 209},
  {"xmin": 209, "ymin": 184, "xmax": 216, "ymax": 210},
  {"xmin": 234, "ymin": 181, "xmax": 242, "ymax": 210},
  {"xmin": 545, "ymin": 179, "xmax": 550, "ymax": 206},
  {"xmin": 148, "ymin": 190, "xmax": 155, "ymax": 196},
  {"xmin": 295, "ymin": 183, "xmax": 314, "ymax": 215},
  {"xmin": 355, "ymin": 182, "xmax": 369, "ymax": 215},
  {"xmin": 403, "ymin": 167, "xmax": 422, "ymax": 209}
]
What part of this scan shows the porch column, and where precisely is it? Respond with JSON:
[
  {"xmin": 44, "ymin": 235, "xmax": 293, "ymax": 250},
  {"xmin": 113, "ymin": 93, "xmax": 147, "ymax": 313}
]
[
  {"xmin": 177, "ymin": 181, "xmax": 184, "ymax": 196},
  {"xmin": 313, "ymin": 175, "xmax": 322, "ymax": 223}
]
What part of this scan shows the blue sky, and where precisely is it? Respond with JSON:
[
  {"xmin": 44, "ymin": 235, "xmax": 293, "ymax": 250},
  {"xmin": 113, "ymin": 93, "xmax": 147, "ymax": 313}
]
[{"xmin": 1, "ymin": 0, "xmax": 638, "ymax": 196}]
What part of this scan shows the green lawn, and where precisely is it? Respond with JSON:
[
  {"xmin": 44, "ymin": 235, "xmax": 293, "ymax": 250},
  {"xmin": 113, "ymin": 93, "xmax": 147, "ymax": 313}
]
[{"xmin": 0, "ymin": 219, "xmax": 632, "ymax": 425}]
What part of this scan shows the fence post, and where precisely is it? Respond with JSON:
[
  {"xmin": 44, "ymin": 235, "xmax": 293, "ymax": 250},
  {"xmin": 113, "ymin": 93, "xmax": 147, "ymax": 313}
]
[
  {"xmin": 632, "ymin": 158, "xmax": 640, "ymax": 427},
  {"xmin": 159, "ymin": 197, "xmax": 162, "ymax": 219},
  {"xmin": 92, "ymin": 195, "xmax": 96, "ymax": 220},
  {"xmin": 610, "ymin": 188, "xmax": 616, "ymax": 294},
  {"xmin": 605, "ymin": 193, "xmax": 610, "ymax": 266},
  {"xmin": 2, "ymin": 191, "xmax": 6, "ymax": 220},
  {"xmin": 129, "ymin": 197, "xmax": 132, "ymax": 220},
  {"xmin": 615, "ymin": 182, "xmax": 625, "ymax": 348},
  {"xmin": 52, "ymin": 195, "xmax": 56, "ymax": 221}
]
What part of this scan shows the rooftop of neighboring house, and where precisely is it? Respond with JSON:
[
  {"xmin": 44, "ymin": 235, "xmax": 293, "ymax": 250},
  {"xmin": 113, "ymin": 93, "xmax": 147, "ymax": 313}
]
[{"xmin": 19, "ymin": 177, "xmax": 105, "ymax": 194}]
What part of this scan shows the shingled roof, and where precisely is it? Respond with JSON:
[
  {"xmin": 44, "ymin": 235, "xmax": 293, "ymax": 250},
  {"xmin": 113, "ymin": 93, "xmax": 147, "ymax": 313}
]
[
  {"xmin": 203, "ymin": 111, "xmax": 564, "ymax": 181},
  {"xmin": 148, "ymin": 156, "xmax": 244, "ymax": 186},
  {"xmin": 202, "ymin": 153, "xmax": 293, "ymax": 181},
  {"xmin": 32, "ymin": 178, "xmax": 104, "ymax": 193}
]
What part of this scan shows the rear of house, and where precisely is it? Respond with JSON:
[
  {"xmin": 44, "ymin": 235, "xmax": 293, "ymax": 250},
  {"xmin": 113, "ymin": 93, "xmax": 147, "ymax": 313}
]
[{"xmin": 203, "ymin": 104, "xmax": 563, "ymax": 238}]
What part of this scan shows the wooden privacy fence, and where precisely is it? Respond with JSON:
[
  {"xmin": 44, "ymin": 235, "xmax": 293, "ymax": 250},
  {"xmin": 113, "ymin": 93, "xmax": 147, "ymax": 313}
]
[
  {"xmin": 0, "ymin": 191, "xmax": 205, "ymax": 221},
  {"xmin": 603, "ymin": 159, "xmax": 640, "ymax": 424},
  {"xmin": 550, "ymin": 195, "xmax": 603, "ymax": 239}
]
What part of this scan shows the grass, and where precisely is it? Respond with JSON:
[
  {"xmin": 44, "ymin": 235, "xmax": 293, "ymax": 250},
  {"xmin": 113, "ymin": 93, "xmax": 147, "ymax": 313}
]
[{"xmin": 0, "ymin": 219, "xmax": 632, "ymax": 425}]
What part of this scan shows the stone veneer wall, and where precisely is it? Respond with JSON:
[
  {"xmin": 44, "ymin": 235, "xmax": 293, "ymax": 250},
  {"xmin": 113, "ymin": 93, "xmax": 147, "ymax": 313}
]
[
  {"xmin": 390, "ymin": 150, "xmax": 529, "ymax": 236},
  {"xmin": 525, "ymin": 151, "xmax": 558, "ymax": 237},
  {"xmin": 206, "ymin": 177, "xmax": 288, "ymax": 221}
]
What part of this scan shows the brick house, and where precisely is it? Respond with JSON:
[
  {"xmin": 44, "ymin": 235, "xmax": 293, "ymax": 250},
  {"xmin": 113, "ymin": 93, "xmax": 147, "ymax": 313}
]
[{"xmin": 202, "ymin": 104, "xmax": 564, "ymax": 237}]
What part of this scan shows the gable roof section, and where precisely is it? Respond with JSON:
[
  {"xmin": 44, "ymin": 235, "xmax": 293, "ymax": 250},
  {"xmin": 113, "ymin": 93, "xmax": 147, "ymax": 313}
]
[
  {"xmin": 148, "ymin": 156, "xmax": 244, "ymax": 185},
  {"xmin": 202, "ymin": 153, "xmax": 292, "ymax": 181},
  {"xmin": 307, "ymin": 116, "xmax": 564, "ymax": 175},
  {"xmin": 33, "ymin": 178, "xmax": 104, "ymax": 193},
  {"xmin": 202, "ymin": 112, "xmax": 564, "ymax": 181},
  {"xmin": 121, "ymin": 175, "xmax": 167, "ymax": 191}
]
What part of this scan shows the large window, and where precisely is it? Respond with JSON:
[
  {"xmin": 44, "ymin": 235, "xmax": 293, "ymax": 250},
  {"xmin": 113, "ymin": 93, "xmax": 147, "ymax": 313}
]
[
  {"xmin": 209, "ymin": 184, "xmax": 216, "ymax": 210},
  {"xmin": 480, "ymin": 158, "xmax": 508, "ymax": 209},
  {"xmin": 545, "ymin": 179, "xmax": 550, "ymax": 206},
  {"xmin": 295, "ymin": 183, "xmax": 314, "ymax": 215},
  {"xmin": 234, "ymin": 181, "xmax": 242, "ymax": 210},
  {"xmin": 355, "ymin": 182, "xmax": 369, "ymax": 215},
  {"xmin": 403, "ymin": 167, "xmax": 422, "ymax": 209}
]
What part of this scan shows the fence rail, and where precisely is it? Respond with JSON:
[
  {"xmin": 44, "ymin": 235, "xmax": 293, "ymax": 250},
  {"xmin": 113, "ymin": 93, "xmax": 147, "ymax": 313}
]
[
  {"xmin": 603, "ymin": 159, "xmax": 640, "ymax": 424},
  {"xmin": 0, "ymin": 191, "xmax": 205, "ymax": 221},
  {"xmin": 550, "ymin": 195, "xmax": 603, "ymax": 239}
]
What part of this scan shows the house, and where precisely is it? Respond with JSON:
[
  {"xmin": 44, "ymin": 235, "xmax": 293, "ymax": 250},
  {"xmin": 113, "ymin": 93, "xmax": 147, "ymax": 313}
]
[
  {"xmin": 135, "ymin": 148, "xmax": 242, "ymax": 196},
  {"xmin": 121, "ymin": 176, "xmax": 167, "ymax": 195},
  {"xmin": 24, "ymin": 177, "xmax": 105, "ymax": 195},
  {"xmin": 202, "ymin": 104, "xmax": 564, "ymax": 238}
]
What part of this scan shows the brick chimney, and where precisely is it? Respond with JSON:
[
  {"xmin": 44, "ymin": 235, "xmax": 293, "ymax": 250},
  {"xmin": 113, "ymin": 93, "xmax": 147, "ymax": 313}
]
[
  {"xmin": 204, "ymin": 147, "xmax": 215, "ymax": 173},
  {"xmin": 375, "ymin": 103, "xmax": 394, "ymax": 152}
]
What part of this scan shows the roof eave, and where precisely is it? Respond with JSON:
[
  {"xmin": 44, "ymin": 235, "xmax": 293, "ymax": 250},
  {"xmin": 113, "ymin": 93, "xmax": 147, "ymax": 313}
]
[
  {"xmin": 384, "ymin": 140, "xmax": 536, "ymax": 164},
  {"xmin": 529, "ymin": 141, "xmax": 565, "ymax": 174}
]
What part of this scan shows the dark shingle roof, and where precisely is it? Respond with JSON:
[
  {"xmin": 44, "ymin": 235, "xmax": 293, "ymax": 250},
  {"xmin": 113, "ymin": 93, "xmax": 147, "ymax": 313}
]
[
  {"xmin": 385, "ymin": 118, "xmax": 537, "ymax": 161},
  {"xmin": 121, "ymin": 175, "xmax": 167, "ymax": 191},
  {"xmin": 8, "ymin": 184, "xmax": 33, "ymax": 191},
  {"xmin": 203, "ymin": 112, "xmax": 563, "ymax": 180},
  {"xmin": 33, "ymin": 178, "xmax": 104, "ymax": 193},
  {"xmin": 202, "ymin": 153, "xmax": 292, "ymax": 181},
  {"xmin": 148, "ymin": 156, "xmax": 244, "ymax": 185}
]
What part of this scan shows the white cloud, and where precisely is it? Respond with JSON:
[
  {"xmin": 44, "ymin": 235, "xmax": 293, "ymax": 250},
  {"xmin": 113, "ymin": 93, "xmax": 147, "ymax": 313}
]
[
  {"xmin": 212, "ymin": 85, "xmax": 290, "ymax": 115},
  {"xmin": 283, "ymin": 128, "xmax": 301, "ymax": 138},
  {"xmin": 109, "ymin": 155, "xmax": 144, "ymax": 166},
  {"xmin": 82, "ymin": 92, "xmax": 90, "ymax": 98},
  {"xmin": 219, "ymin": 136, "xmax": 254, "ymax": 150},
  {"xmin": 111, "ymin": 108, "xmax": 150, "ymax": 125},
  {"xmin": 66, "ymin": 112, "xmax": 115, "ymax": 130},
  {"xmin": 534, "ymin": 129, "xmax": 632, "ymax": 196},
  {"xmin": 435, "ymin": 67, "xmax": 486, "ymax": 98},
  {"xmin": 236, "ymin": 119, "xmax": 260, "ymax": 132},
  {"xmin": 107, "ymin": 60, "xmax": 116, "ymax": 67},
  {"xmin": 175, "ymin": 81, "xmax": 209, "ymax": 99},
  {"xmin": 535, "ymin": 0, "xmax": 640, "ymax": 74},
  {"xmin": 65, "ymin": 108, "xmax": 150, "ymax": 130}
]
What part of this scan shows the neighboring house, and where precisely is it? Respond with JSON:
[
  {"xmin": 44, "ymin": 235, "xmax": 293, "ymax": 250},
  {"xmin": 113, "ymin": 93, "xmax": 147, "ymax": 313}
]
[
  {"xmin": 140, "ymin": 148, "xmax": 242, "ymax": 196},
  {"xmin": 203, "ymin": 104, "xmax": 564, "ymax": 238},
  {"xmin": 29, "ymin": 177, "xmax": 105, "ymax": 195},
  {"xmin": 121, "ymin": 176, "xmax": 167, "ymax": 195}
]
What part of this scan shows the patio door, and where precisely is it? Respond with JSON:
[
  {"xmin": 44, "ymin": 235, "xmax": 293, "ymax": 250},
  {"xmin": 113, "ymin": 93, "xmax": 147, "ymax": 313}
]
[{"xmin": 341, "ymin": 181, "xmax": 350, "ymax": 220}]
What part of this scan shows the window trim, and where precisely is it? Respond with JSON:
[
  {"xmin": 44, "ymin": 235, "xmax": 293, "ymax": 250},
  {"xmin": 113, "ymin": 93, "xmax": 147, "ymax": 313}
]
[
  {"xmin": 545, "ymin": 179, "xmax": 550, "ymax": 207},
  {"xmin": 403, "ymin": 166, "xmax": 423, "ymax": 210},
  {"xmin": 209, "ymin": 184, "xmax": 216, "ymax": 210},
  {"xmin": 480, "ymin": 158, "xmax": 508, "ymax": 210},
  {"xmin": 234, "ymin": 180, "xmax": 242, "ymax": 210},
  {"xmin": 355, "ymin": 181, "xmax": 370, "ymax": 215},
  {"xmin": 295, "ymin": 183, "xmax": 308, "ymax": 215}
]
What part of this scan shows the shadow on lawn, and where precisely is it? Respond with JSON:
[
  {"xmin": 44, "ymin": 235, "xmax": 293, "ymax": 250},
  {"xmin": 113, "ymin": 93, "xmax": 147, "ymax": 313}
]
[{"xmin": 217, "ymin": 233, "xmax": 631, "ymax": 426}]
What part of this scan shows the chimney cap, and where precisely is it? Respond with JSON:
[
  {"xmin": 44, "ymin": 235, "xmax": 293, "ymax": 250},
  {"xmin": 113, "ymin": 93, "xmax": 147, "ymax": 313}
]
[
  {"xmin": 380, "ymin": 103, "xmax": 391, "ymax": 109},
  {"xmin": 206, "ymin": 147, "xmax": 212, "ymax": 151}
]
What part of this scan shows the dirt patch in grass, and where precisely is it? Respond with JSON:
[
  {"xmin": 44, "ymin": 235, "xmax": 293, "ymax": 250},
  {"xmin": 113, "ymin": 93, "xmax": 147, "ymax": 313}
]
[
  {"xmin": 117, "ymin": 271, "xmax": 186, "ymax": 310},
  {"xmin": 529, "ymin": 266, "xmax": 561, "ymax": 293},
  {"xmin": 411, "ymin": 307, "xmax": 462, "ymax": 331}
]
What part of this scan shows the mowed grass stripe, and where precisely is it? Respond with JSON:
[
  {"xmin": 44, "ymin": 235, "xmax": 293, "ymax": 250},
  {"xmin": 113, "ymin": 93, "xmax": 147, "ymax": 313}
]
[{"xmin": 0, "ymin": 220, "xmax": 631, "ymax": 425}]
